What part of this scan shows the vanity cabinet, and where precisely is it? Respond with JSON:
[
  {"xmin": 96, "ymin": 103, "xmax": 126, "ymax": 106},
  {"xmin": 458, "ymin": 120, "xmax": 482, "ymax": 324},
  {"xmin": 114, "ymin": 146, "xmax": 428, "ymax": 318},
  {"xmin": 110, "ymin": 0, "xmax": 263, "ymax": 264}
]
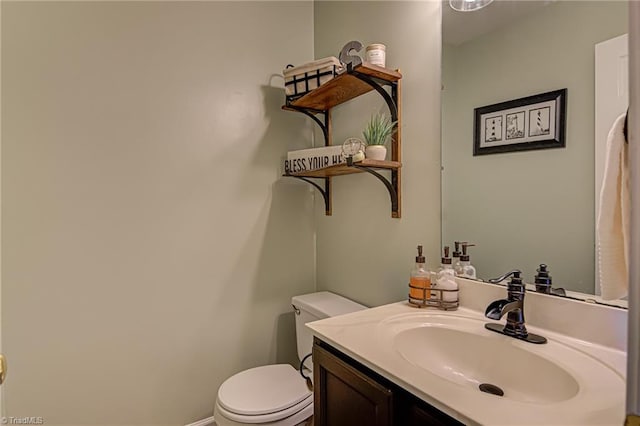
[
  {"xmin": 313, "ymin": 338, "xmax": 463, "ymax": 426},
  {"xmin": 282, "ymin": 63, "xmax": 402, "ymax": 218}
]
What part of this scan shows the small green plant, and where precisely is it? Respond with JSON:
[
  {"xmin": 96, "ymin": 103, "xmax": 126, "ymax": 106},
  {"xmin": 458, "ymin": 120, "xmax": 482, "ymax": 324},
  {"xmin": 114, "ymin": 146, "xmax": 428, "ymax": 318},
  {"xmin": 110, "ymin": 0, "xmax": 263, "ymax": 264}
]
[{"xmin": 362, "ymin": 113, "xmax": 397, "ymax": 146}]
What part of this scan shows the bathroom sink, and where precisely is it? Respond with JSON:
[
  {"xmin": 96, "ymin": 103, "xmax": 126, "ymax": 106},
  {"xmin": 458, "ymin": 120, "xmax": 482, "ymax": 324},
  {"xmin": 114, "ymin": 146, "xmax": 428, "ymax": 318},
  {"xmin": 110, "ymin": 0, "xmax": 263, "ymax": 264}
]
[
  {"xmin": 395, "ymin": 325, "xmax": 578, "ymax": 403},
  {"xmin": 378, "ymin": 312, "xmax": 623, "ymax": 405},
  {"xmin": 308, "ymin": 302, "xmax": 626, "ymax": 425}
]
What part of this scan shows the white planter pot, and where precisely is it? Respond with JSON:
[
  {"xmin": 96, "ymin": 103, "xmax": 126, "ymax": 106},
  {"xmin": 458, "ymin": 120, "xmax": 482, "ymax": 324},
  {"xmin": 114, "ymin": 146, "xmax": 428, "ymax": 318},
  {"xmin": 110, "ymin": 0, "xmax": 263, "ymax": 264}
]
[{"xmin": 365, "ymin": 145, "xmax": 387, "ymax": 161}]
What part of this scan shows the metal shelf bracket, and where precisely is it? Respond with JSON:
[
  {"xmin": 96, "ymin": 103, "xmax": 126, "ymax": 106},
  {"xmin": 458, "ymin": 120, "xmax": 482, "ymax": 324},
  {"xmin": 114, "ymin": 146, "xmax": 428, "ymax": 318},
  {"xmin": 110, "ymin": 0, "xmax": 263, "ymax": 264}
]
[
  {"xmin": 348, "ymin": 157, "xmax": 399, "ymax": 217},
  {"xmin": 348, "ymin": 64, "xmax": 399, "ymax": 122},
  {"xmin": 287, "ymin": 175, "xmax": 332, "ymax": 215},
  {"xmin": 285, "ymin": 105, "xmax": 329, "ymax": 146}
]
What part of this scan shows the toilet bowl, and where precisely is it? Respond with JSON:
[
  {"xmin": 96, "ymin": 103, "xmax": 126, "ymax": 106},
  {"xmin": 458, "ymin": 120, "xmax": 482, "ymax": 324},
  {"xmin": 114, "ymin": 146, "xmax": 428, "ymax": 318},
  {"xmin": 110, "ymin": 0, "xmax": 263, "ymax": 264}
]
[
  {"xmin": 213, "ymin": 292, "xmax": 366, "ymax": 426},
  {"xmin": 214, "ymin": 364, "xmax": 313, "ymax": 426}
]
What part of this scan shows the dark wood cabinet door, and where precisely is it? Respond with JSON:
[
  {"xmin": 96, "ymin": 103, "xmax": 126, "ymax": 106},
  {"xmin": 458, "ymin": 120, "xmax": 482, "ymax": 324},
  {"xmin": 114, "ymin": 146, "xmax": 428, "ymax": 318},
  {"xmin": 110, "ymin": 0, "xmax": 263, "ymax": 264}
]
[
  {"xmin": 313, "ymin": 338, "xmax": 465, "ymax": 426},
  {"xmin": 313, "ymin": 342, "xmax": 393, "ymax": 426}
]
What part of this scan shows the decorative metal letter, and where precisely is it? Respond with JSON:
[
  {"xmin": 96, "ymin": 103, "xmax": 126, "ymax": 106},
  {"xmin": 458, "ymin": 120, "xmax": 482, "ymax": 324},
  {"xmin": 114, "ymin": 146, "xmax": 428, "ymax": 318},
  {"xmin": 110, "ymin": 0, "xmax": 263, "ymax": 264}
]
[{"xmin": 338, "ymin": 41, "xmax": 363, "ymax": 68}]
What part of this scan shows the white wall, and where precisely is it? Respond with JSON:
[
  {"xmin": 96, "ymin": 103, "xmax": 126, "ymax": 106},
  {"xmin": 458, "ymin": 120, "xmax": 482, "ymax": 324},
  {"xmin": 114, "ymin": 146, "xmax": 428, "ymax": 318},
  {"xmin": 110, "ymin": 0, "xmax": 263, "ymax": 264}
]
[
  {"xmin": 442, "ymin": 1, "xmax": 628, "ymax": 293},
  {"xmin": 313, "ymin": 1, "xmax": 442, "ymax": 306},
  {"xmin": 2, "ymin": 2, "xmax": 315, "ymax": 424}
]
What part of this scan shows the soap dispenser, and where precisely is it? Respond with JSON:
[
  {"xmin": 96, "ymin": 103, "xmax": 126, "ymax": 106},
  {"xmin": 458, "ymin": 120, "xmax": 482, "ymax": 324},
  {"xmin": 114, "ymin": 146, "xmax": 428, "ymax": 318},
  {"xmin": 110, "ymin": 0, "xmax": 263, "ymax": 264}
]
[
  {"xmin": 435, "ymin": 246, "xmax": 458, "ymax": 306},
  {"xmin": 452, "ymin": 241, "xmax": 463, "ymax": 275},
  {"xmin": 458, "ymin": 243, "xmax": 476, "ymax": 279},
  {"xmin": 409, "ymin": 245, "xmax": 431, "ymax": 303}
]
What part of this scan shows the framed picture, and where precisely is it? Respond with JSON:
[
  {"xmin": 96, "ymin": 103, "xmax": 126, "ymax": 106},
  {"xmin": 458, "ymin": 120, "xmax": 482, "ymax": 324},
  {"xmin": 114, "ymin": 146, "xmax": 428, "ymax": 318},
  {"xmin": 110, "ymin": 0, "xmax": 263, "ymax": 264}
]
[{"xmin": 473, "ymin": 89, "xmax": 567, "ymax": 156}]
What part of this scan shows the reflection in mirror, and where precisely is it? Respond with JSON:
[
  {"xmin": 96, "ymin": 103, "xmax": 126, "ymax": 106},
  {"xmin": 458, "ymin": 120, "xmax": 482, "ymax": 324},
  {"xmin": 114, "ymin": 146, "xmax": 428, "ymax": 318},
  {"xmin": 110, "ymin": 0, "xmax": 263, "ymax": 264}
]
[{"xmin": 441, "ymin": 1, "xmax": 628, "ymax": 300}]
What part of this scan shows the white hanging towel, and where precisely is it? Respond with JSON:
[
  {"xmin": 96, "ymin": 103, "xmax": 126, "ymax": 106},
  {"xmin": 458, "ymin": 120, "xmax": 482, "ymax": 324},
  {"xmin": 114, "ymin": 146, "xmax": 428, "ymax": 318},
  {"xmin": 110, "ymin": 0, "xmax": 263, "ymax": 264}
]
[{"xmin": 597, "ymin": 113, "xmax": 630, "ymax": 300}]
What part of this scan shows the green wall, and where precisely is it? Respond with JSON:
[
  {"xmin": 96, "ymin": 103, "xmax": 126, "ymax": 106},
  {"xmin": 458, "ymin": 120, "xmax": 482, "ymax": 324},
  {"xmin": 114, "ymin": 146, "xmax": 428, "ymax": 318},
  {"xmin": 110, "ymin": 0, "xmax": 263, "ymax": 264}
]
[
  {"xmin": 314, "ymin": 1, "xmax": 443, "ymax": 306},
  {"xmin": 2, "ymin": 2, "xmax": 315, "ymax": 424}
]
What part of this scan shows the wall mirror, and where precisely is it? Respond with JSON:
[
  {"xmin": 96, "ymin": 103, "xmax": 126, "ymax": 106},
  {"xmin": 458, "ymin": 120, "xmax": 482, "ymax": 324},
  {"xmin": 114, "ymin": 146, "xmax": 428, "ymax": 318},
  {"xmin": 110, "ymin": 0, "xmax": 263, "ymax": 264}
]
[{"xmin": 441, "ymin": 0, "xmax": 628, "ymax": 303}]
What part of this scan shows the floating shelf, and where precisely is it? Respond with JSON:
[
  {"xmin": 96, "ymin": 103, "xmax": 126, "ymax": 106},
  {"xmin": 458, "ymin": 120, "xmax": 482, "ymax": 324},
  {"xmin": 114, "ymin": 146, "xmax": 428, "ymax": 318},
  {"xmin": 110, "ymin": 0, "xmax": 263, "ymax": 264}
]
[
  {"xmin": 282, "ymin": 62, "xmax": 403, "ymax": 218},
  {"xmin": 285, "ymin": 63, "xmax": 402, "ymax": 112}
]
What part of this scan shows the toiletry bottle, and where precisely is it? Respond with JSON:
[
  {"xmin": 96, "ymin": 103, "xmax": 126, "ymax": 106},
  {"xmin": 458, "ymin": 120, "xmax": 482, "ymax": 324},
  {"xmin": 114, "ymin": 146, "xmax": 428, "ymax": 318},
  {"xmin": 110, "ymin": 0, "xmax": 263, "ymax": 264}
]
[
  {"xmin": 458, "ymin": 243, "xmax": 477, "ymax": 279},
  {"xmin": 409, "ymin": 245, "xmax": 431, "ymax": 302},
  {"xmin": 452, "ymin": 241, "xmax": 463, "ymax": 276},
  {"xmin": 435, "ymin": 246, "xmax": 458, "ymax": 304}
]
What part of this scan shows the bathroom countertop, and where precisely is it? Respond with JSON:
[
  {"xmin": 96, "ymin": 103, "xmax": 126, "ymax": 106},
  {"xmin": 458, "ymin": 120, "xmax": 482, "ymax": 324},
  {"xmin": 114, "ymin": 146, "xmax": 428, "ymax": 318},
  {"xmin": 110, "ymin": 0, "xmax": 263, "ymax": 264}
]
[{"xmin": 306, "ymin": 301, "xmax": 626, "ymax": 426}]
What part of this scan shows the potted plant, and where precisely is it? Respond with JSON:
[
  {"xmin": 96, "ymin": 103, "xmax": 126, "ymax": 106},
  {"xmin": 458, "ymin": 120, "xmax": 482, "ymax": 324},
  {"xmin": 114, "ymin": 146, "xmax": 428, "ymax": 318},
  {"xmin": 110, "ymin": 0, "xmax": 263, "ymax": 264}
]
[{"xmin": 362, "ymin": 113, "xmax": 396, "ymax": 161}]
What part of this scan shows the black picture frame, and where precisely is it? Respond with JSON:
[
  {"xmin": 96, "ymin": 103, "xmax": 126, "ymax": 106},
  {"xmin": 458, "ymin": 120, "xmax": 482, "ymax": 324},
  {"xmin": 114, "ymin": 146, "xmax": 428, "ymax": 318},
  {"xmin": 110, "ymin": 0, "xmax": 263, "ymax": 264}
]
[{"xmin": 473, "ymin": 89, "xmax": 567, "ymax": 156}]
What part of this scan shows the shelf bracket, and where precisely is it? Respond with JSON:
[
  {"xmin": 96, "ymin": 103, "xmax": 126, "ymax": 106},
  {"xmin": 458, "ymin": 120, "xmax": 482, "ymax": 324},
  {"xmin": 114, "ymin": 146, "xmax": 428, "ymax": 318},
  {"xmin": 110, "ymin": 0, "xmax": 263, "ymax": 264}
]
[
  {"xmin": 284, "ymin": 106, "xmax": 329, "ymax": 146},
  {"xmin": 286, "ymin": 175, "xmax": 332, "ymax": 216},
  {"xmin": 349, "ymin": 65, "xmax": 398, "ymax": 122},
  {"xmin": 348, "ymin": 158, "xmax": 399, "ymax": 217}
]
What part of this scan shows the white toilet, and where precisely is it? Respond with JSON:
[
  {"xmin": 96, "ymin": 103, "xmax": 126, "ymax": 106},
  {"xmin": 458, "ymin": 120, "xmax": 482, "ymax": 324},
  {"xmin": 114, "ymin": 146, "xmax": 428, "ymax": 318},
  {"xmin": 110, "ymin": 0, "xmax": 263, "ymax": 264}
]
[{"xmin": 213, "ymin": 291, "xmax": 367, "ymax": 426}]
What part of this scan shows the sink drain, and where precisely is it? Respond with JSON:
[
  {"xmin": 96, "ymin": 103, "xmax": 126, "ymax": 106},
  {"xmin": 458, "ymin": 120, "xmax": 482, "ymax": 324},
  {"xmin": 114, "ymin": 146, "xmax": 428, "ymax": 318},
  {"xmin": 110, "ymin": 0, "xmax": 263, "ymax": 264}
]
[{"xmin": 479, "ymin": 383, "xmax": 504, "ymax": 397}]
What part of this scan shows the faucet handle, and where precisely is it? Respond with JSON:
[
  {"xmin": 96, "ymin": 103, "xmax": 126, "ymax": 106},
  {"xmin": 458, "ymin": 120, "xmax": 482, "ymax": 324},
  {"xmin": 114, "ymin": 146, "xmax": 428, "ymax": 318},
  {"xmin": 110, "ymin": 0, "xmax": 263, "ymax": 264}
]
[
  {"xmin": 488, "ymin": 270, "xmax": 522, "ymax": 284},
  {"xmin": 534, "ymin": 264, "xmax": 552, "ymax": 293}
]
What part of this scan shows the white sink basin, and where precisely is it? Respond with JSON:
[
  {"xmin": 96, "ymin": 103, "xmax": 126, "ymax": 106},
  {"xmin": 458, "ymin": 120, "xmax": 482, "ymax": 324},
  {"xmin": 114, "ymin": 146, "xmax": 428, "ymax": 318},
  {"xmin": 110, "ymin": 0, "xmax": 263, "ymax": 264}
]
[
  {"xmin": 378, "ymin": 312, "xmax": 623, "ymax": 406},
  {"xmin": 395, "ymin": 325, "xmax": 578, "ymax": 403}
]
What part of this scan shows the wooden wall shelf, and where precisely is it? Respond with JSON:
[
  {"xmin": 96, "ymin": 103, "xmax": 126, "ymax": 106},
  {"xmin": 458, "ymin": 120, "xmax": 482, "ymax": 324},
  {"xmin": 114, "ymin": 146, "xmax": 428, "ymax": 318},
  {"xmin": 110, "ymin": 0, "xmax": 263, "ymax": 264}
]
[
  {"xmin": 282, "ymin": 62, "xmax": 403, "ymax": 218},
  {"xmin": 286, "ymin": 63, "xmax": 402, "ymax": 112},
  {"xmin": 286, "ymin": 159, "xmax": 401, "ymax": 178}
]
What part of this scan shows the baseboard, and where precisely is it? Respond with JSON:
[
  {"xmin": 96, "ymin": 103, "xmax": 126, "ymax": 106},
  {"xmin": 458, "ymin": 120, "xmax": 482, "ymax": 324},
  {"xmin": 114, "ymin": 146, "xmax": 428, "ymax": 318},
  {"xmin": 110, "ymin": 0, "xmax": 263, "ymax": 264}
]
[{"xmin": 184, "ymin": 416, "xmax": 215, "ymax": 426}]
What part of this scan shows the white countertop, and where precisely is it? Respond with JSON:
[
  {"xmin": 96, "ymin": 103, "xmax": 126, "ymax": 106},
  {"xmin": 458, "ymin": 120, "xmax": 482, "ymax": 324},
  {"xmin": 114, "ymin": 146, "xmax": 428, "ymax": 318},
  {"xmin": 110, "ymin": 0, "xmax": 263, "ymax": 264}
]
[{"xmin": 307, "ymin": 301, "xmax": 626, "ymax": 426}]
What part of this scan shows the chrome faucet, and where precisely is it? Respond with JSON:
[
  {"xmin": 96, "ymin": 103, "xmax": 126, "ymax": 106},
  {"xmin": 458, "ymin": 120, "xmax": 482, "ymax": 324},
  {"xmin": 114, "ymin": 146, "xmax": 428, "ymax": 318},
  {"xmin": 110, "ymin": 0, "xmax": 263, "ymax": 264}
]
[{"xmin": 484, "ymin": 270, "xmax": 547, "ymax": 344}]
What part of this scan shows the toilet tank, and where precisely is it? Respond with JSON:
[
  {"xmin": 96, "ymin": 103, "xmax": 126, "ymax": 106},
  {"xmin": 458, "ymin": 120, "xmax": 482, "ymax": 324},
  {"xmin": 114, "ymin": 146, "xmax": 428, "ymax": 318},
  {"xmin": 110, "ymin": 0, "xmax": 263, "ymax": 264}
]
[{"xmin": 291, "ymin": 291, "xmax": 367, "ymax": 365}]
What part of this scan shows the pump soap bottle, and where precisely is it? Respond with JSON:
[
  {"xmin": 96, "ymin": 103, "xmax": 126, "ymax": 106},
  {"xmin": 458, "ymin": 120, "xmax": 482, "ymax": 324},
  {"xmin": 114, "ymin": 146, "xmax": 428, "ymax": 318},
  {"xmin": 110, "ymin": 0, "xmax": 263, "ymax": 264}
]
[
  {"xmin": 409, "ymin": 245, "xmax": 431, "ymax": 303},
  {"xmin": 458, "ymin": 243, "xmax": 477, "ymax": 279},
  {"xmin": 452, "ymin": 241, "xmax": 463, "ymax": 276},
  {"xmin": 435, "ymin": 246, "xmax": 458, "ymax": 306}
]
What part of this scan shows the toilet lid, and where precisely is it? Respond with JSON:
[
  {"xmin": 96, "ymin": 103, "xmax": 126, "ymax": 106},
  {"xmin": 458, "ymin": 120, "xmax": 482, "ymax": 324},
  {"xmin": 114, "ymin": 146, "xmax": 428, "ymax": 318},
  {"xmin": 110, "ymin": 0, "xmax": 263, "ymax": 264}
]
[{"xmin": 217, "ymin": 364, "xmax": 312, "ymax": 416}]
